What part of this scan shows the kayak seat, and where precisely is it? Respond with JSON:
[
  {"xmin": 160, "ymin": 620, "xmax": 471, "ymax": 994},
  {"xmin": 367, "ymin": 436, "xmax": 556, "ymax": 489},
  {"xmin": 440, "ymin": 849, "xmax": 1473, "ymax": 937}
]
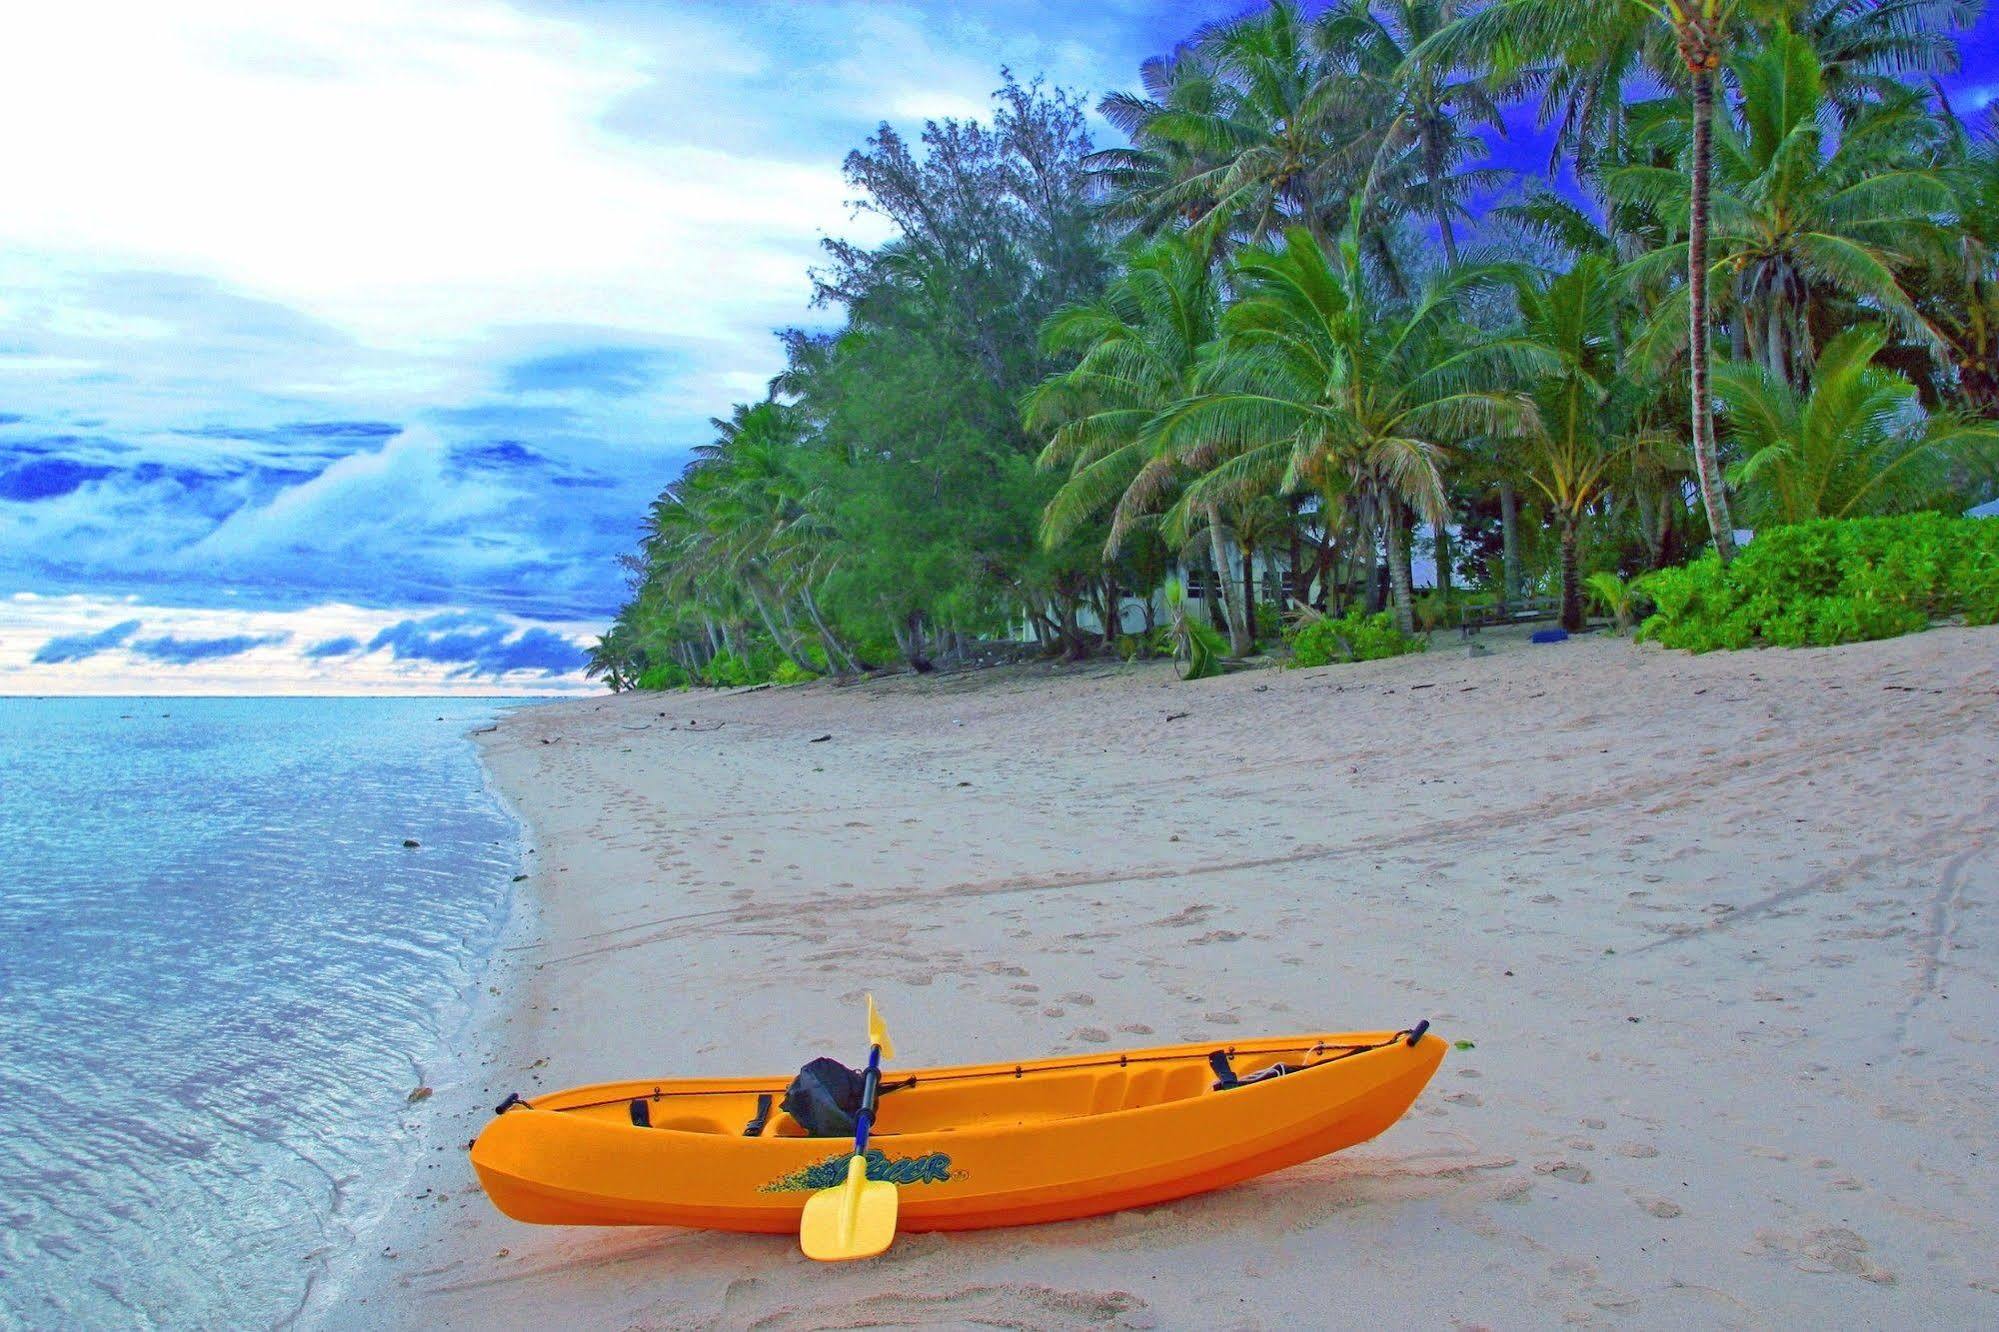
[{"xmin": 1120, "ymin": 1067, "xmax": 1167, "ymax": 1109}]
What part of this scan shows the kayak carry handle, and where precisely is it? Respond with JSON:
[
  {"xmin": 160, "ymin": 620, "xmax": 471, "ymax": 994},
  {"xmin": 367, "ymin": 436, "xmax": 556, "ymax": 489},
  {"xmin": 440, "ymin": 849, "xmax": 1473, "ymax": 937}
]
[
  {"xmin": 1406, "ymin": 1020, "xmax": 1430, "ymax": 1048},
  {"xmin": 494, "ymin": 1091, "xmax": 529, "ymax": 1115}
]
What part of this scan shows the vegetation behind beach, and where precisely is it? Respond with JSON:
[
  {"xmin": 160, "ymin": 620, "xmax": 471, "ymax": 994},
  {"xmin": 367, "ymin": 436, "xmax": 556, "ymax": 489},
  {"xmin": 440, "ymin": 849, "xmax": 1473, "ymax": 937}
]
[{"xmin": 590, "ymin": 1, "xmax": 1999, "ymax": 690}]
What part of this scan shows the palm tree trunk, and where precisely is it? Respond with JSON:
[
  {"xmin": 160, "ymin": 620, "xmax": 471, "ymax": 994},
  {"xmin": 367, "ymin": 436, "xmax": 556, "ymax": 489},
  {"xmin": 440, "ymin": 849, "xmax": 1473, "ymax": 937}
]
[
  {"xmin": 1435, "ymin": 514, "xmax": 1453, "ymax": 600},
  {"xmin": 1361, "ymin": 510, "xmax": 1384, "ymax": 613},
  {"xmin": 1498, "ymin": 481, "xmax": 1521, "ymax": 608},
  {"xmin": 1206, "ymin": 511, "xmax": 1250, "ymax": 656},
  {"xmin": 1241, "ymin": 541, "xmax": 1258, "ymax": 648},
  {"xmin": 1385, "ymin": 506, "xmax": 1416, "ymax": 636},
  {"xmin": 1056, "ymin": 595, "xmax": 1088, "ymax": 661},
  {"xmin": 1559, "ymin": 517, "xmax": 1584, "ymax": 632},
  {"xmin": 1313, "ymin": 514, "xmax": 1336, "ymax": 611},
  {"xmin": 1687, "ymin": 58, "xmax": 1738, "ymax": 563},
  {"xmin": 799, "ymin": 585, "xmax": 862, "ymax": 674},
  {"xmin": 744, "ymin": 581, "xmax": 821, "ymax": 676},
  {"xmin": 1392, "ymin": 504, "xmax": 1416, "ymax": 612}
]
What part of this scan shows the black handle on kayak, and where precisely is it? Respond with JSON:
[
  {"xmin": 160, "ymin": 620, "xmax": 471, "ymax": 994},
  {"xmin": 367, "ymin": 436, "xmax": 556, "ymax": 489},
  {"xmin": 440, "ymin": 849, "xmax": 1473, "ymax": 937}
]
[
  {"xmin": 1406, "ymin": 1019, "xmax": 1430, "ymax": 1047},
  {"xmin": 853, "ymin": 1044, "xmax": 883, "ymax": 1155}
]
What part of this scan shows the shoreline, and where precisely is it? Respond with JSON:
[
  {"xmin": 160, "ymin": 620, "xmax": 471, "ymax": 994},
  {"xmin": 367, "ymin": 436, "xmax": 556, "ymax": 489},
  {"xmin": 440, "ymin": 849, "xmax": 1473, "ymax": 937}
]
[
  {"xmin": 302, "ymin": 712, "xmax": 544, "ymax": 1330},
  {"xmin": 330, "ymin": 628, "xmax": 1999, "ymax": 1328}
]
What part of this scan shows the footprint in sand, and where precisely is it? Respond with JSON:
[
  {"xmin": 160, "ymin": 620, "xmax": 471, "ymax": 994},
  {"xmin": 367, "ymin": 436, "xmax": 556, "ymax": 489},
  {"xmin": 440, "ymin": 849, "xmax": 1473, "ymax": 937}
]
[
  {"xmin": 1748, "ymin": 1225, "xmax": 1895, "ymax": 1285},
  {"xmin": 1635, "ymin": 1196, "xmax": 1683, "ymax": 1219},
  {"xmin": 1117, "ymin": 1023, "xmax": 1153, "ymax": 1035},
  {"xmin": 1073, "ymin": 1027, "xmax": 1110, "ymax": 1044},
  {"xmin": 1614, "ymin": 1142, "xmax": 1659, "ymax": 1159},
  {"xmin": 1059, "ymin": 992, "xmax": 1094, "ymax": 1006},
  {"xmin": 1534, "ymin": 1161, "xmax": 1592, "ymax": 1184}
]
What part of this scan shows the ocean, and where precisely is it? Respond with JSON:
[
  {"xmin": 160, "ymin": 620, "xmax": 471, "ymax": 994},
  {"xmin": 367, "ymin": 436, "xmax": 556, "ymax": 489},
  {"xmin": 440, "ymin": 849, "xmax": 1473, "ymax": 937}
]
[{"xmin": 0, "ymin": 697, "xmax": 528, "ymax": 1329}]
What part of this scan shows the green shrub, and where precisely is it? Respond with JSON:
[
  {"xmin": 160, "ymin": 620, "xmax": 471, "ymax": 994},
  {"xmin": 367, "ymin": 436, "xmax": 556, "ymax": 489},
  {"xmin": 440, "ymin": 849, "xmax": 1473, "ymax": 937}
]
[
  {"xmin": 636, "ymin": 661, "xmax": 691, "ymax": 690},
  {"xmin": 1116, "ymin": 632, "xmax": 1160, "ymax": 661},
  {"xmin": 1413, "ymin": 591, "xmax": 1455, "ymax": 634},
  {"xmin": 699, "ymin": 651, "xmax": 757, "ymax": 687},
  {"xmin": 1286, "ymin": 608, "xmax": 1426, "ymax": 667},
  {"xmin": 1584, "ymin": 571, "xmax": 1641, "ymax": 633},
  {"xmin": 771, "ymin": 658, "xmax": 818, "ymax": 685},
  {"xmin": 1165, "ymin": 578, "xmax": 1227, "ymax": 680},
  {"xmin": 1636, "ymin": 513, "xmax": 1999, "ymax": 652}
]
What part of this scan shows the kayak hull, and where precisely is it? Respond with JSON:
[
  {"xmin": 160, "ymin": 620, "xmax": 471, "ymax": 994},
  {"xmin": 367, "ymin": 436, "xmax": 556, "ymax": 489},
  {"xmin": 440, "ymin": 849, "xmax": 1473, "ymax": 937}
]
[{"xmin": 471, "ymin": 1030, "xmax": 1446, "ymax": 1233}]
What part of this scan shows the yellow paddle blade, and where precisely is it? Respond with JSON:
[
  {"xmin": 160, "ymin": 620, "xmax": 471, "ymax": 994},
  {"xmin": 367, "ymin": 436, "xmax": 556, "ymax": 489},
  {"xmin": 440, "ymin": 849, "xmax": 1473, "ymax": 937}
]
[
  {"xmin": 866, "ymin": 992, "xmax": 894, "ymax": 1061},
  {"xmin": 799, "ymin": 1154, "xmax": 897, "ymax": 1261}
]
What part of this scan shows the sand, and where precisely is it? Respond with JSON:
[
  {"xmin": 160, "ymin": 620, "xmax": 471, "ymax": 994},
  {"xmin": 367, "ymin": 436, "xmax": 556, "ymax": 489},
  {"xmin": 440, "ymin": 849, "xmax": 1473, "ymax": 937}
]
[{"xmin": 324, "ymin": 625, "xmax": 1999, "ymax": 1330}]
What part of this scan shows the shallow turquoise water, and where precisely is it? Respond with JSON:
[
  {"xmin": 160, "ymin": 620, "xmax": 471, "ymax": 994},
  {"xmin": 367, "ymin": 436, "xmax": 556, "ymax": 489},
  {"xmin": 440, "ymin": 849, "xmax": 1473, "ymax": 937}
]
[{"xmin": 0, "ymin": 698, "xmax": 527, "ymax": 1329}]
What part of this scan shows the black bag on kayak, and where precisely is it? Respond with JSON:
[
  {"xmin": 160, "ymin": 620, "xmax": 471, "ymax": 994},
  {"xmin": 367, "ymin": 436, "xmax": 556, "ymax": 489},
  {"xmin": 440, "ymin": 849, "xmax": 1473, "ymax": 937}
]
[{"xmin": 780, "ymin": 1057, "xmax": 864, "ymax": 1137}]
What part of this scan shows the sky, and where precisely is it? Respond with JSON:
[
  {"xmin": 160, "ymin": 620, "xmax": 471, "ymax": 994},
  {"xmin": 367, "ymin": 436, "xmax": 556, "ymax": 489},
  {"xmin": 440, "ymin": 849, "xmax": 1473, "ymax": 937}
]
[{"xmin": 1, "ymin": 1, "xmax": 1994, "ymax": 695}]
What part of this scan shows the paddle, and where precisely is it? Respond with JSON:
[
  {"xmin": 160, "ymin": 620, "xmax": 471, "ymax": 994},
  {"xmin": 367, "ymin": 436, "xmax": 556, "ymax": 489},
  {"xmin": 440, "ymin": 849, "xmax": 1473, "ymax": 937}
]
[{"xmin": 799, "ymin": 993, "xmax": 899, "ymax": 1261}]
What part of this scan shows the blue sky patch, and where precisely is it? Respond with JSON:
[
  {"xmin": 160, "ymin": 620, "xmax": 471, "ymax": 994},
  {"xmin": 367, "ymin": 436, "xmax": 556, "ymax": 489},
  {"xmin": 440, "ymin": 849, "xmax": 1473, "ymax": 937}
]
[
  {"xmin": 503, "ymin": 345, "xmax": 671, "ymax": 398},
  {"xmin": 0, "ymin": 457, "xmax": 116, "ymax": 501},
  {"xmin": 128, "ymin": 632, "xmax": 290, "ymax": 664},
  {"xmin": 32, "ymin": 619, "xmax": 143, "ymax": 664},
  {"xmin": 367, "ymin": 611, "xmax": 589, "ymax": 677}
]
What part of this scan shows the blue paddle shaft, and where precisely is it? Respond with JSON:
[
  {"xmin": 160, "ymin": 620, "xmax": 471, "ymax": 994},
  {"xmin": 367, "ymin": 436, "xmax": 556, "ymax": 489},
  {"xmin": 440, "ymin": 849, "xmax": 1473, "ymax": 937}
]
[{"xmin": 852, "ymin": 1044, "xmax": 883, "ymax": 1156}]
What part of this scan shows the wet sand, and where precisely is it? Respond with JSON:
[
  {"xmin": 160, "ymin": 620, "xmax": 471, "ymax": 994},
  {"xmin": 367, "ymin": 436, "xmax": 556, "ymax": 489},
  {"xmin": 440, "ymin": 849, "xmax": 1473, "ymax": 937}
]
[{"xmin": 331, "ymin": 625, "xmax": 1999, "ymax": 1329}]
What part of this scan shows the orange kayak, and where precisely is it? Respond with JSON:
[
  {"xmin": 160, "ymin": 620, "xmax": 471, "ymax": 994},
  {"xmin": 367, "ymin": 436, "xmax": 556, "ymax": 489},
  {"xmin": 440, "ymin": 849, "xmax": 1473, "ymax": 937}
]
[{"xmin": 470, "ymin": 1024, "xmax": 1445, "ymax": 1233}]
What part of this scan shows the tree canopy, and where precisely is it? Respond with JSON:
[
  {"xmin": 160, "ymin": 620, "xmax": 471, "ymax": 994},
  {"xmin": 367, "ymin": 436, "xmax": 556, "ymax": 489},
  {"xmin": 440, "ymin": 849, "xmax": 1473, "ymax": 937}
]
[{"xmin": 593, "ymin": 2, "xmax": 1998, "ymax": 688}]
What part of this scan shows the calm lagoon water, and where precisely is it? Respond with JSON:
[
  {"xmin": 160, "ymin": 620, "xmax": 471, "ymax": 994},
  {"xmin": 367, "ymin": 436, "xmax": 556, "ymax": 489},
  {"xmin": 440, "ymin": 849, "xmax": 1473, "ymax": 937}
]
[{"xmin": 0, "ymin": 697, "xmax": 530, "ymax": 1329}]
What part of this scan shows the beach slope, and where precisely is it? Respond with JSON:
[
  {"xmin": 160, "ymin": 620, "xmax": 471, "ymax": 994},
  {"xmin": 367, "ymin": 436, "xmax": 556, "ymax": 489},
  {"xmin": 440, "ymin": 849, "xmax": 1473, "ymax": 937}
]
[{"xmin": 338, "ymin": 627, "xmax": 1999, "ymax": 1329}]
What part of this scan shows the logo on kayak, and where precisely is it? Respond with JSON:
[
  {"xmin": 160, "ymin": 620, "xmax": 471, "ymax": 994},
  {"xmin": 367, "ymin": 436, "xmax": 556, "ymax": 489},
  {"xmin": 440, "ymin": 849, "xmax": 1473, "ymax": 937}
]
[{"xmin": 760, "ymin": 1149, "xmax": 955, "ymax": 1193}]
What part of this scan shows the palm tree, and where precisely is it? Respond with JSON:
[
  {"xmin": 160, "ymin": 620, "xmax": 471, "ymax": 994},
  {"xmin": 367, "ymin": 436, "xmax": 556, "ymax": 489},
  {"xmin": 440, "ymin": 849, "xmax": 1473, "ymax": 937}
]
[
  {"xmin": 1089, "ymin": 50, "xmax": 1237, "ymax": 239},
  {"xmin": 1512, "ymin": 256, "xmax": 1647, "ymax": 629},
  {"xmin": 1147, "ymin": 219, "xmax": 1544, "ymax": 634},
  {"xmin": 1798, "ymin": 0, "xmax": 1983, "ymax": 119},
  {"xmin": 1612, "ymin": 27, "xmax": 1950, "ymax": 391},
  {"xmin": 1086, "ymin": 2, "xmax": 1343, "ymax": 251},
  {"xmin": 1421, "ymin": 0, "xmax": 1779, "ymax": 563},
  {"xmin": 1027, "ymin": 238, "xmax": 1267, "ymax": 650},
  {"xmin": 1028, "ymin": 239, "xmax": 1219, "ymax": 551},
  {"xmin": 1427, "ymin": 0, "xmax": 1985, "ymax": 560},
  {"xmin": 1321, "ymin": 1, "xmax": 1509, "ymax": 266},
  {"xmin": 1914, "ymin": 103, "xmax": 1999, "ymax": 414},
  {"xmin": 1715, "ymin": 323, "xmax": 1999, "ymax": 523}
]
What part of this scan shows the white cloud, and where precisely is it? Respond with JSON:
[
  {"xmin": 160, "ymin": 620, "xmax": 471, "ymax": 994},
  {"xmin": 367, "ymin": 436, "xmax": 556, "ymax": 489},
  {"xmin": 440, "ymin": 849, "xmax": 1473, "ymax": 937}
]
[
  {"xmin": 0, "ymin": 0, "xmax": 1182, "ymax": 694},
  {"xmin": 191, "ymin": 428, "xmax": 489, "ymax": 563},
  {"xmin": 0, "ymin": 594, "xmax": 601, "ymax": 695},
  {"xmin": 0, "ymin": 1, "xmax": 885, "ymax": 355}
]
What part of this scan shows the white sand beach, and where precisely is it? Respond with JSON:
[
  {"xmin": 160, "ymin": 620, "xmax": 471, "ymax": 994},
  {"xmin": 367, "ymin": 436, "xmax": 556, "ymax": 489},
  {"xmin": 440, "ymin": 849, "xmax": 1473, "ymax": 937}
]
[{"xmin": 333, "ymin": 627, "xmax": 1999, "ymax": 1329}]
